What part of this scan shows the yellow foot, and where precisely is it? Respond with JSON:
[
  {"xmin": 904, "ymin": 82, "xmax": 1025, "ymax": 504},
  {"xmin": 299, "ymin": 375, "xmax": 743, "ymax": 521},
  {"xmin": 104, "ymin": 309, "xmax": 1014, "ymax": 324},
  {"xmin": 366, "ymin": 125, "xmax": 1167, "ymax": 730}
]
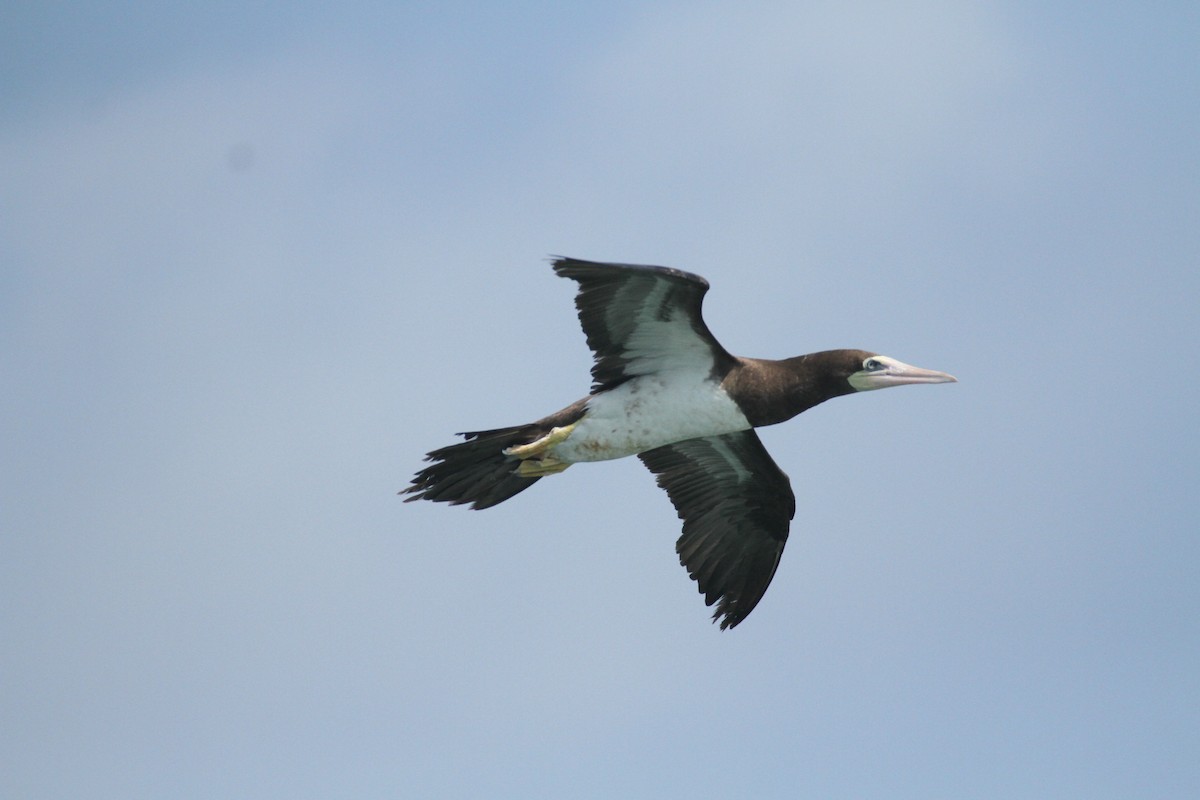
[
  {"xmin": 504, "ymin": 423, "xmax": 577, "ymax": 478},
  {"xmin": 516, "ymin": 457, "xmax": 571, "ymax": 477},
  {"xmin": 503, "ymin": 423, "xmax": 577, "ymax": 459}
]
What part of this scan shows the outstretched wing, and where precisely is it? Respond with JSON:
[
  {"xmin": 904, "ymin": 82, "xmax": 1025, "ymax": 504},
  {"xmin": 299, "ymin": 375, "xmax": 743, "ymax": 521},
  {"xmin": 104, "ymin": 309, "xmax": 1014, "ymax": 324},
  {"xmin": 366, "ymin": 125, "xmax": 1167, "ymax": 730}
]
[
  {"xmin": 639, "ymin": 430, "xmax": 796, "ymax": 629},
  {"xmin": 552, "ymin": 257, "xmax": 737, "ymax": 393}
]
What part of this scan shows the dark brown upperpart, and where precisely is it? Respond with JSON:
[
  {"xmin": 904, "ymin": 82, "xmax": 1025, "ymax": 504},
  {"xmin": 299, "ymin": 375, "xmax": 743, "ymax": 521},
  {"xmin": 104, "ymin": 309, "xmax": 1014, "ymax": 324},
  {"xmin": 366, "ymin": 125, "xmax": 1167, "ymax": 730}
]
[{"xmin": 721, "ymin": 349, "xmax": 874, "ymax": 427}]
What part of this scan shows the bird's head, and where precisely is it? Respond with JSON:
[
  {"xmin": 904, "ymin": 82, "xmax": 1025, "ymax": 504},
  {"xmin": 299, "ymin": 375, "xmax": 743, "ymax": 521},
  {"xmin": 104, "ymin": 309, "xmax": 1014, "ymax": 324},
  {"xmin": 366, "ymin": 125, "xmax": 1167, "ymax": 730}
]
[{"xmin": 846, "ymin": 351, "xmax": 958, "ymax": 392}]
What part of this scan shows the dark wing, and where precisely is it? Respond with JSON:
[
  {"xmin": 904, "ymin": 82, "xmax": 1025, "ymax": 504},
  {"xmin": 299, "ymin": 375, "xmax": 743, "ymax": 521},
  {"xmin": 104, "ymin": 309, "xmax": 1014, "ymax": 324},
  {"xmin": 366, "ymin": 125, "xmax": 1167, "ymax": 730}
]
[
  {"xmin": 639, "ymin": 430, "xmax": 796, "ymax": 629},
  {"xmin": 552, "ymin": 257, "xmax": 738, "ymax": 393}
]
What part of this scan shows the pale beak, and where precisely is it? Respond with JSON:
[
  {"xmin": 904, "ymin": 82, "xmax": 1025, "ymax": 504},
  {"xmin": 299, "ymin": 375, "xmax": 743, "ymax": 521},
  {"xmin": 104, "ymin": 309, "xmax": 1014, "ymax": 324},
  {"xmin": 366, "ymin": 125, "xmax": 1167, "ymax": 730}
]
[{"xmin": 849, "ymin": 358, "xmax": 958, "ymax": 392}]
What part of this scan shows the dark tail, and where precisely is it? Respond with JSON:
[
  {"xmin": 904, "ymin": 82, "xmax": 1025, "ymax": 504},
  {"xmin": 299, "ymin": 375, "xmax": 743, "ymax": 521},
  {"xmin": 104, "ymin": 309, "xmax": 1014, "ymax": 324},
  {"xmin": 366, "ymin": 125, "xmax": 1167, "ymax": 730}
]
[
  {"xmin": 401, "ymin": 424, "xmax": 546, "ymax": 509},
  {"xmin": 403, "ymin": 399, "xmax": 588, "ymax": 510}
]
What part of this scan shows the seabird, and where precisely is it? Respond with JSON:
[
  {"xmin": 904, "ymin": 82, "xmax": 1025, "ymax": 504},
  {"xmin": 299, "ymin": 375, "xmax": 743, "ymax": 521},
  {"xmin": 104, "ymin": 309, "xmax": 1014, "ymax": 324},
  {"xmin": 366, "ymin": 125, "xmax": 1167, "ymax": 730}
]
[{"xmin": 403, "ymin": 257, "xmax": 956, "ymax": 628}]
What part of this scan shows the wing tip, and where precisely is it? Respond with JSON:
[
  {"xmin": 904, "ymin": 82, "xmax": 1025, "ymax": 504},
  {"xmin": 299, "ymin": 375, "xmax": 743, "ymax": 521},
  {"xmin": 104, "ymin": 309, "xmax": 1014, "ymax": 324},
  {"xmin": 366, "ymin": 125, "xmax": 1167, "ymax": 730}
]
[
  {"xmin": 709, "ymin": 592, "xmax": 763, "ymax": 630},
  {"xmin": 549, "ymin": 256, "xmax": 710, "ymax": 288},
  {"xmin": 714, "ymin": 606, "xmax": 743, "ymax": 631}
]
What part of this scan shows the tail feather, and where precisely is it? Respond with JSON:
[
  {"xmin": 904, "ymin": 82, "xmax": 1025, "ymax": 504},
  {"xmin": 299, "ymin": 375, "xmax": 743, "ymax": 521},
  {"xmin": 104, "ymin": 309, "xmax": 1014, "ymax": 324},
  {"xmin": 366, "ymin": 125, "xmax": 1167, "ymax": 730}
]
[
  {"xmin": 401, "ymin": 424, "xmax": 544, "ymax": 510},
  {"xmin": 403, "ymin": 398, "xmax": 589, "ymax": 510}
]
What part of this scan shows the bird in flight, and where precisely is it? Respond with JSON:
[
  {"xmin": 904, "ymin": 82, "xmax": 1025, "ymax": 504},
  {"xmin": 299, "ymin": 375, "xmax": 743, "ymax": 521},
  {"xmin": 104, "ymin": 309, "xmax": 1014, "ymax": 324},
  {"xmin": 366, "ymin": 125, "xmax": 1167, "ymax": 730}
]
[{"xmin": 403, "ymin": 257, "xmax": 956, "ymax": 628}]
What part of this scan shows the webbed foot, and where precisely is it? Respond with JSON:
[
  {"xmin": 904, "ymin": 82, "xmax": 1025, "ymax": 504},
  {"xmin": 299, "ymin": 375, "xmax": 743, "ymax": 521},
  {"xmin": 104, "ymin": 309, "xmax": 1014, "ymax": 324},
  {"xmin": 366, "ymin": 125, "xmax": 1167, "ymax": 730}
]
[{"xmin": 504, "ymin": 423, "xmax": 577, "ymax": 477}]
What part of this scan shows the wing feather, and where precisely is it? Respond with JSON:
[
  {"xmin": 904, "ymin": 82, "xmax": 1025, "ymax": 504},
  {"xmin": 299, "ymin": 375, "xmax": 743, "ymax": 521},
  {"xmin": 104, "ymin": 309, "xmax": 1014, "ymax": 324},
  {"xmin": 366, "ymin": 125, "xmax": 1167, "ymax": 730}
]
[
  {"xmin": 639, "ymin": 431, "xmax": 796, "ymax": 629},
  {"xmin": 552, "ymin": 257, "xmax": 737, "ymax": 392}
]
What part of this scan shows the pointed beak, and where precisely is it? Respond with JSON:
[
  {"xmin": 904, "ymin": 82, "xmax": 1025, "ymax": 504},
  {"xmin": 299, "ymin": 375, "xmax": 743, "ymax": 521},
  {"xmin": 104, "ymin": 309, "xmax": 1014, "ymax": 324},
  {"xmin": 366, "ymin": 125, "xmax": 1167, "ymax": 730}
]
[
  {"xmin": 850, "ymin": 359, "xmax": 958, "ymax": 391},
  {"xmin": 882, "ymin": 360, "xmax": 957, "ymax": 387}
]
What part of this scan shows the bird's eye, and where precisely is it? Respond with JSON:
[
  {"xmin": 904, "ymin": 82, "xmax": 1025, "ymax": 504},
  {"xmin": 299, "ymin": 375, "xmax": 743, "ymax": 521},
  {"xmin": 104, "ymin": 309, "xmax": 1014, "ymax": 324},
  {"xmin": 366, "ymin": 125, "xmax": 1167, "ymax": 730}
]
[{"xmin": 865, "ymin": 359, "xmax": 883, "ymax": 371}]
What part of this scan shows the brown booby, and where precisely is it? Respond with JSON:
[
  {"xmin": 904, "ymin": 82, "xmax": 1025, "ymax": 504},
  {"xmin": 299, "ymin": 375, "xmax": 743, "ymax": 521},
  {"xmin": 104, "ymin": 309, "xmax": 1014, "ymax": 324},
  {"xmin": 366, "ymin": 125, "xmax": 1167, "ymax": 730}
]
[{"xmin": 403, "ymin": 257, "xmax": 956, "ymax": 629}]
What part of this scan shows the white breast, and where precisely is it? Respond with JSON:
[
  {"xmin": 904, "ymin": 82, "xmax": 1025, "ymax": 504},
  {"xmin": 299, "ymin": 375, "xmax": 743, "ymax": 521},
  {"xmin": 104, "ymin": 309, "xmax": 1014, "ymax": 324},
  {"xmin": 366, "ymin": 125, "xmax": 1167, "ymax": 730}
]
[{"xmin": 552, "ymin": 372, "xmax": 751, "ymax": 463}]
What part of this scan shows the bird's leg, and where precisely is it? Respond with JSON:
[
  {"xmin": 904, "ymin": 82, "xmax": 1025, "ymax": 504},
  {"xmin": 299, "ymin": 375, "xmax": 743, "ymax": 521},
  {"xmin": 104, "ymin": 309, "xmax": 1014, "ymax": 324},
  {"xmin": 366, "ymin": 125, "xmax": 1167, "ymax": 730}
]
[
  {"xmin": 504, "ymin": 423, "xmax": 576, "ymax": 477},
  {"xmin": 504, "ymin": 423, "xmax": 577, "ymax": 458}
]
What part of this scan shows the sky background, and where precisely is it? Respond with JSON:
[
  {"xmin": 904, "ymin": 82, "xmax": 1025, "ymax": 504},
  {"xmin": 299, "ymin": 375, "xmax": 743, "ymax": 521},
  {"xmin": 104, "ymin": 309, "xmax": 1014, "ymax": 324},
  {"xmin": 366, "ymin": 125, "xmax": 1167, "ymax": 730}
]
[{"xmin": 2, "ymin": 2, "xmax": 1197, "ymax": 798}]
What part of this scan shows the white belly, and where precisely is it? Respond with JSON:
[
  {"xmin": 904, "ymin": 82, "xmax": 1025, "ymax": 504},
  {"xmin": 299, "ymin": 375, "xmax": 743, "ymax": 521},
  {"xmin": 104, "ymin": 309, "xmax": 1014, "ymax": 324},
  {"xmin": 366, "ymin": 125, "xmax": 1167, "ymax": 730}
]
[{"xmin": 552, "ymin": 372, "xmax": 752, "ymax": 463}]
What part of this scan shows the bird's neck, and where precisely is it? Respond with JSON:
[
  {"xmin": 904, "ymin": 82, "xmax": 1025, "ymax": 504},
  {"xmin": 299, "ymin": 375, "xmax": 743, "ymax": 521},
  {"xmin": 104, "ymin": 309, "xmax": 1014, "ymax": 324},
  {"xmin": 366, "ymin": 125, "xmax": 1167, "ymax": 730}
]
[{"xmin": 724, "ymin": 356, "xmax": 855, "ymax": 427}]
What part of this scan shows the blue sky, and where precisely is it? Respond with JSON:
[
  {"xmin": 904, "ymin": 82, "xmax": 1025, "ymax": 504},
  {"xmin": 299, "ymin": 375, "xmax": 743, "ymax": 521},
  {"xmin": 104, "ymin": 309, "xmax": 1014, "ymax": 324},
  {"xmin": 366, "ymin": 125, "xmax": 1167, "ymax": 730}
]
[{"xmin": 2, "ymin": 2, "xmax": 1197, "ymax": 797}]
